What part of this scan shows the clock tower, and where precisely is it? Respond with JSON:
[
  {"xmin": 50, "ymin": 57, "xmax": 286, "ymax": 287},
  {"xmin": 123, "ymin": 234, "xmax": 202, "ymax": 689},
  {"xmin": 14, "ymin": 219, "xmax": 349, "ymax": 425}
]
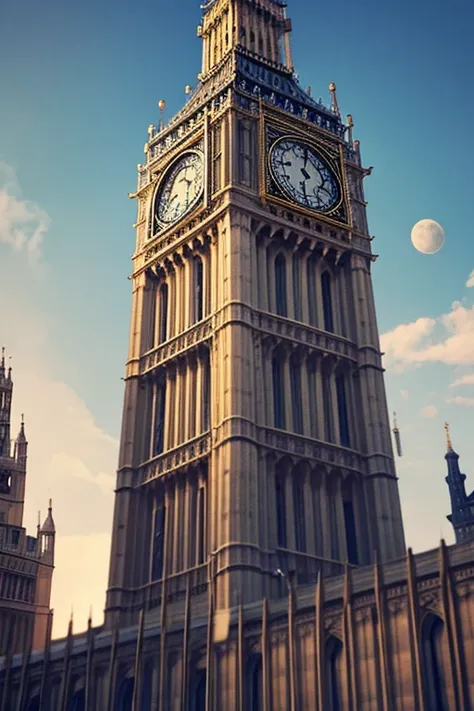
[{"xmin": 105, "ymin": 0, "xmax": 406, "ymax": 628}]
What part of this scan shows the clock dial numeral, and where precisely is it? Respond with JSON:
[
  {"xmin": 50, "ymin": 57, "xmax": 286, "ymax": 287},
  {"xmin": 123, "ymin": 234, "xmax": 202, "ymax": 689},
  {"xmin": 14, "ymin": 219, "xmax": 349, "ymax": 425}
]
[
  {"xmin": 269, "ymin": 138, "xmax": 340, "ymax": 213},
  {"xmin": 155, "ymin": 152, "xmax": 204, "ymax": 226}
]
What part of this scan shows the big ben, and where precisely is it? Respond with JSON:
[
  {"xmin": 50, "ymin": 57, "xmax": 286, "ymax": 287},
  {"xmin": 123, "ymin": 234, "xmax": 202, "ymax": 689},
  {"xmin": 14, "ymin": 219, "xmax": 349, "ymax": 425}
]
[{"xmin": 105, "ymin": 0, "xmax": 405, "ymax": 631}]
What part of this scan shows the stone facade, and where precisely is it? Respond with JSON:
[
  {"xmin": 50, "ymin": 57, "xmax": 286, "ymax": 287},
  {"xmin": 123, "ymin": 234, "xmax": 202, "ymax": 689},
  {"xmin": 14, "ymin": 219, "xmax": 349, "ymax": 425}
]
[
  {"xmin": 0, "ymin": 352, "xmax": 55, "ymax": 660},
  {"xmin": 1, "ymin": 0, "xmax": 473, "ymax": 709}
]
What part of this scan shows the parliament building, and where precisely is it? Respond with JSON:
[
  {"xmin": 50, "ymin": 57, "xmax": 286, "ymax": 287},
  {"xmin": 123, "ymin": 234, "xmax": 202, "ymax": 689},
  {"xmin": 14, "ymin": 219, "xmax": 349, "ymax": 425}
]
[{"xmin": 1, "ymin": 0, "xmax": 474, "ymax": 708}]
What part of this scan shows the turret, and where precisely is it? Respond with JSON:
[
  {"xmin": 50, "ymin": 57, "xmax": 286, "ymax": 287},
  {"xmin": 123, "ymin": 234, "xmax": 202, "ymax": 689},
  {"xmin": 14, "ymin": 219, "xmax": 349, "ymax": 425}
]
[
  {"xmin": 0, "ymin": 347, "xmax": 13, "ymax": 458},
  {"xmin": 40, "ymin": 499, "xmax": 56, "ymax": 564},
  {"xmin": 14, "ymin": 414, "xmax": 28, "ymax": 470},
  {"xmin": 445, "ymin": 423, "xmax": 474, "ymax": 543}
]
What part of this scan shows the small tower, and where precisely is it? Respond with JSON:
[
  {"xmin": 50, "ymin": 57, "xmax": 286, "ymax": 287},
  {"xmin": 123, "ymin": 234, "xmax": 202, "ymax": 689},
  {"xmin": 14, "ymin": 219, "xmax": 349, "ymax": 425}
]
[
  {"xmin": 0, "ymin": 347, "xmax": 13, "ymax": 458},
  {"xmin": 40, "ymin": 499, "xmax": 56, "ymax": 564},
  {"xmin": 392, "ymin": 412, "xmax": 403, "ymax": 457},
  {"xmin": 445, "ymin": 423, "xmax": 474, "ymax": 543}
]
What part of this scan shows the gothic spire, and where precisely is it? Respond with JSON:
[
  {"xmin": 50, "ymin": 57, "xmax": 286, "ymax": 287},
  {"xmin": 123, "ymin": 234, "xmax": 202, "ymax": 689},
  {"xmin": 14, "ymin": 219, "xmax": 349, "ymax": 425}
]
[{"xmin": 444, "ymin": 423, "xmax": 474, "ymax": 544}]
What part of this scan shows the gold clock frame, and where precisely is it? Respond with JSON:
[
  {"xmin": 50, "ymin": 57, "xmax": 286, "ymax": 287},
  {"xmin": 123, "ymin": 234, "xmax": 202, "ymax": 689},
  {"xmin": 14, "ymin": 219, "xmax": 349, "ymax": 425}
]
[{"xmin": 259, "ymin": 104, "xmax": 352, "ymax": 230}]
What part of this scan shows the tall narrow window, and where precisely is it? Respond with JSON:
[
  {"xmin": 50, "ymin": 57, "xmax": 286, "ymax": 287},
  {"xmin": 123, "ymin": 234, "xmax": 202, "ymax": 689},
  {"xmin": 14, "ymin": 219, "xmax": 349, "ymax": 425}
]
[
  {"xmin": 290, "ymin": 358, "xmax": 303, "ymax": 434},
  {"xmin": 293, "ymin": 478, "xmax": 306, "ymax": 552},
  {"xmin": 194, "ymin": 257, "xmax": 204, "ymax": 323},
  {"xmin": 212, "ymin": 123, "xmax": 222, "ymax": 193},
  {"xmin": 336, "ymin": 373, "xmax": 350, "ymax": 447},
  {"xmin": 153, "ymin": 380, "xmax": 166, "ymax": 456},
  {"xmin": 328, "ymin": 485, "xmax": 340, "ymax": 560},
  {"xmin": 275, "ymin": 474, "xmax": 287, "ymax": 547},
  {"xmin": 321, "ymin": 271, "xmax": 334, "ymax": 332},
  {"xmin": 148, "ymin": 283, "xmax": 157, "ymax": 351},
  {"xmin": 308, "ymin": 360, "xmax": 318, "ymax": 438},
  {"xmin": 275, "ymin": 253, "xmax": 287, "ymax": 317},
  {"xmin": 323, "ymin": 374, "xmax": 334, "ymax": 443},
  {"xmin": 249, "ymin": 656, "xmax": 263, "ymax": 711},
  {"xmin": 202, "ymin": 351, "xmax": 210, "ymax": 431},
  {"xmin": 292, "ymin": 255, "xmax": 301, "ymax": 321},
  {"xmin": 342, "ymin": 482, "xmax": 358, "ymax": 565},
  {"xmin": 238, "ymin": 119, "xmax": 252, "ymax": 187},
  {"xmin": 422, "ymin": 616, "xmax": 448, "ymax": 711},
  {"xmin": 326, "ymin": 637, "xmax": 343, "ymax": 711},
  {"xmin": 307, "ymin": 258, "xmax": 318, "ymax": 326},
  {"xmin": 194, "ymin": 671, "xmax": 207, "ymax": 711},
  {"xmin": 118, "ymin": 678, "xmax": 134, "ymax": 711},
  {"xmin": 158, "ymin": 282, "xmax": 169, "ymax": 344},
  {"xmin": 151, "ymin": 503, "xmax": 166, "ymax": 581},
  {"xmin": 197, "ymin": 486, "xmax": 206, "ymax": 565},
  {"xmin": 68, "ymin": 689, "xmax": 85, "ymax": 711},
  {"xmin": 272, "ymin": 355, "xmax": 285, "ymax": 430}
]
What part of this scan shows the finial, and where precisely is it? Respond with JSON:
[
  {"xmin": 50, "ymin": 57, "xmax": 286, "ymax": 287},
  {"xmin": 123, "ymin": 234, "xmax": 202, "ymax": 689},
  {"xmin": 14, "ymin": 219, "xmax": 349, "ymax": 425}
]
[
  {"xmin": 185, "ymin": 85, "xmax": 192, "ymax": 95},
  {"xmin": 329, "ymin": 82, "xmax": 340, "ymax": 117},
  {"xmin": 346, "ymin": 114, "xmax": 354, "ymax": 145},
  {"xmin": 37, "ymin": 510, "xmax": 41, "ymax": 528},
  {"xmin": 445, "ymin": 422, "xmax": 453, "ymax": 451},
  {"xmin": 88, "ymin": 605, "xmax": 93, "ymax": 629},
  {"xmin": 0, "ymin": 347, "xmax": 5, "ymax": 377},
  {"xmin": 48, "ymin": 498, "xmax": 52, "ymax": 511},
  {"xmin": 306, "ymin": 86, "xmax": 312, "ymax": 96},
  {"xmin": 392, "ymin": 412, "xmax": 403, "ymax": 457},
  {"xmin": 158, "ymin": 99, "xmax": 166, "ymax": 131}
]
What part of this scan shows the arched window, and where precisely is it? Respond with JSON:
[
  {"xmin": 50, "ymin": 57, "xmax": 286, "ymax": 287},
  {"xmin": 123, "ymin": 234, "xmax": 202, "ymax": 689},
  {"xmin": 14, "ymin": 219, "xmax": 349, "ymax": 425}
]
[
  {"xmin": 275, "ymin": 472, "xmax": 287, "ymax": 548},
  {"xmin": 335, "ymin": 373, "xmax": 350, "ymax": 447},
  {"xmin": 325, "ymin": 637, "xmax": 343, "ymax": 711},
  {"xmin": 307, "ymin": 258, "xmax": 318, "ymax": 326},
  {"xmin": 342, "ymin": 479, "xmax": 358, "ymax": 565},
  {"xmin": 422, "ymin": 615, "xmax": 448, "ymax": 711},
  {"xmin": 322, "ymin": 374, "xmax": 334, "ymax": 443},
  {"xmin": 321, "ymin": 271, "xmax": 334, "ymax": 333},
  {"xmin": 248, "ymin": 655, "xmax": 263, "ymax": 711},
  {"xmin": 328, "ymin": 480, "xmax": 340, "ymax": 561},
  {"xmin": 193, "ymin": 670, "xmax": 207, "ymax": 711},
  {"xmin": 68, "ymin": 689, "xmax": 85, "ymax": 711},
  {"xmin": 151, "ymin": 502, "xmax": 166, "ymax": 581},
  {"xmin": 116, "ymin": 677, "xmax": 134, "ymax": 711},
  {"xmin": 290, "ymin": 358, "xmax": 303, "ymax": 435},
  {"xmin": 197, "ymin": 485, "xmax": 206, "ymax": 565},
  {"xmin": 153, "ymin": 377, "xmax": 166, "ymax": 456},
  {"xmin": 275, "ymin": 253, "xmax": 288, "ymax": 317},
  {"xmin": 292, "ymin": 255, "xmax": 301, "ymax": 321},
  {"xmin": 202, "ymin": 350, "xmax": 211, "ymax": 432},
  {"xmin": 194, "ymin": 256, "xmax": 204, "ymax": 323},
  {"xmin": 272, "ymin": 354, "xmax": 286, "ymax": 430},
  {"xmin": 158, "ymin": 283, "xmax": 169, "ymax": 344},
  {"xmin": 293, "ymin": 477, "xmax": 306, "ymax": 552}
]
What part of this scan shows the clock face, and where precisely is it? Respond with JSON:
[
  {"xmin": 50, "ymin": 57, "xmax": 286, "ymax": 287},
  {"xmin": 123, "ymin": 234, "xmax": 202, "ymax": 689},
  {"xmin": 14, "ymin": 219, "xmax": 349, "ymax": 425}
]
[
  {"xmin": 269, "ymin": 138, "xmax": 340, "ymax": 213},
  {"xmin": 156, "ymin": 151, "xmax": 204, "ymax": 226}
]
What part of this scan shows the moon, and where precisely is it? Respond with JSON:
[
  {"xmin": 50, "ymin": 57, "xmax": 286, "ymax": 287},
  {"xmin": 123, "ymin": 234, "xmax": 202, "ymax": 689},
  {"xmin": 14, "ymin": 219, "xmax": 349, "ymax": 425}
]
[{"xmin": 411, "ymin": 219, "xmax": 445, "ymax": 255}]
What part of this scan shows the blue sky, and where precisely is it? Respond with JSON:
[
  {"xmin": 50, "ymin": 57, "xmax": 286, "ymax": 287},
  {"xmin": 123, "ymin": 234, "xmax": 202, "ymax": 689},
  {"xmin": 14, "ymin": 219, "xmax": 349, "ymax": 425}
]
[{"xmin": 1, "ymin": 0, "xmax": 473, "ymax": 635}]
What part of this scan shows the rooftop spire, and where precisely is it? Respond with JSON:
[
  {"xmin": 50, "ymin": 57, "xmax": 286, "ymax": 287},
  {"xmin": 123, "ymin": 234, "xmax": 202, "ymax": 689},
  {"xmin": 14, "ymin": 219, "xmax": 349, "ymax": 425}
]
[{"xmin": 444, "ymin": 421, "xmax": 453, "ymax": 452}]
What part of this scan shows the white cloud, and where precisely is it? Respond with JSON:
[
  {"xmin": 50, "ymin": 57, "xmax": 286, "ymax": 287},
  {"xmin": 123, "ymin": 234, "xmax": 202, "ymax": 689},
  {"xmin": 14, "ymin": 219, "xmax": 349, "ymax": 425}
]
[
  {"xmin": 381, "ymin": 301, "xmax": 474, "ymax": 371},
  {"xmin": 0, "ymin": 162, "xmax": 50, "ymax": 258},
  {"xmin": 421, "ymin": 405, "xmax": 438, "ymax": 419},
  {"xmin": 450, "ymin": 373, "xmax": 474, "ymax": 388},
  {"xmin": 447, "ymin": 396, "xmax": 474, "ymax": 408},
  {"xmin": 466, "ymin": 269, "xmax": 474, "ymax": 288}
]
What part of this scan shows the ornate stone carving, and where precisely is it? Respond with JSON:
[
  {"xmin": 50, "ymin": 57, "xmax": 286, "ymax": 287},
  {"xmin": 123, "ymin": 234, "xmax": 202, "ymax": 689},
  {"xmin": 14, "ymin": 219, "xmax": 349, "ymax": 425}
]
[
  {"xmin": 387, "ymin": 597, "xmax": 407, "ymax": 617},
  {"xmin": 324, "ymin": 613, "xmax": 343, "ymax": 639},
  {"xmin": 140, "ymin": 433, "xmax": 211, "ymax": 485}
]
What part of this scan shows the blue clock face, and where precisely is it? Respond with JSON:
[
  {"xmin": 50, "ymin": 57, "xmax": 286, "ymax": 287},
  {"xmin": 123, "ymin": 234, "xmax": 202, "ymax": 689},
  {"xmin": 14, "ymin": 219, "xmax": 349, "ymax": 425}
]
[
  {"xmin": 269, "ymin": 138, "xmax": 340, "ymax": 213},
  {"xmin": 156, "ymin": 152, "xmax": 204, "ymax": 225}
]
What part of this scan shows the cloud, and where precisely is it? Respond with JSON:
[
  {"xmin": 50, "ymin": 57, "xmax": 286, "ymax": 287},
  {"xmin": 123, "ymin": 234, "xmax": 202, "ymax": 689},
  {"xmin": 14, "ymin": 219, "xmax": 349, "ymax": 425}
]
[
  {"xmin": 447, "ymin": 396, "xmax": 474, "ymax": 408},
  {"xmin": 450, "ymin": 373, "xmax": 474, "ymax": 388},
  {"xmin": 381, "ymin": 301, "xmax": 474, "ymax": 371},
  {"xmin": 421, "ymin": 405, "xmax": 438, "ymax": 419},
  {"xmin": 0, "ymin": 162, "xmax": 50, "ymax": 258},
  {"xmin": 467, "ymin": 269, "xmax": 474, "ymax": 288}
]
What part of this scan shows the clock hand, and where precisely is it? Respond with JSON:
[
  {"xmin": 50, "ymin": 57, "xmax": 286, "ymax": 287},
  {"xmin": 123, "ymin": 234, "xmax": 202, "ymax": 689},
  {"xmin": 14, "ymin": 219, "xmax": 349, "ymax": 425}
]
[{"xmin": 300, "ymin": 167, "xmax": 311, "ymax": 181}]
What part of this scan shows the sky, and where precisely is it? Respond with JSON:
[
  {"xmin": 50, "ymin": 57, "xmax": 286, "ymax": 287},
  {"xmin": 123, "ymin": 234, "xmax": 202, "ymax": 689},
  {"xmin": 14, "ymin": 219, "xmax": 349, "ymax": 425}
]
[{"xmin": 1, "ymin": 0, "xmax": 473, "ymax": 638}]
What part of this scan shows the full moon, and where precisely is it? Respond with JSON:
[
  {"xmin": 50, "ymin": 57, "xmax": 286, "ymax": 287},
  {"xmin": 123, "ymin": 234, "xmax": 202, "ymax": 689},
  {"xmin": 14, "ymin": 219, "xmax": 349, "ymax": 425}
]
[{"xmin": 411, "ymin": 219, "xmax": 445, "ymax": 255}]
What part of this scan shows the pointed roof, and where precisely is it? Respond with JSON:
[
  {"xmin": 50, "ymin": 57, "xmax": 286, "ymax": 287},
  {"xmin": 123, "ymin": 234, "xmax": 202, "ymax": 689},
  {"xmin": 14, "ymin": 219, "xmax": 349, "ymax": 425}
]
[
  {"xmin": 41, "ymin": 499, "xmax": 56, "ymax": 534},
  {"xmin": 16, "ymin": 414, "xmax": 27, "ymax": 443}
]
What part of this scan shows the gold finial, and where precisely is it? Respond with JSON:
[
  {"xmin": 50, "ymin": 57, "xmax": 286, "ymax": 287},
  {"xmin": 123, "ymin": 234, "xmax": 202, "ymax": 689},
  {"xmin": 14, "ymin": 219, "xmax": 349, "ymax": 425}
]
[
  {"xmin": 158, "ymin": 99, "xmax": 166, "ymax": 131},
  {"xmin": 185, "ymin": 85, "xmax": 192, "ymax": 95},
  {"xmin": 444, "ymin": 422, "xmax": 453, "ymax": 451},
  {"xmin": 329, "ymin": 82, "xmax": 340, "ymax": 117}
]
